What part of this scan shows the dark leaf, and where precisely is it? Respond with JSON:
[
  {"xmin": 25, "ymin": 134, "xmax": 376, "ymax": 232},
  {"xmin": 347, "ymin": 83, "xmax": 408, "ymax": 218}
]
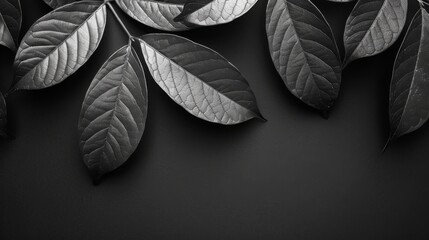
[
  {"xmin": 12, "ymin": 1, "xmax": 107, "ymax": 91},
  {"xmin": 0, "ymin": 0, "xmax": 21, "ymax": 51},
  {"xmin": 343, "ymin": 0, "xmax": 408, "ymax": 66},
  {"xmin": 388, "ymin": 8, "xmax": 429, "ymax": 142},
  {"xmin": 78, "ymin": 44, "xmax": 148, "ymax": 182},
  {"xmin": 266, "ymin": 0, "xmax": 341, "ymax": 112},
  {"xmin": 138, "ymin": 33, "xmax": 264, "ymax": 124}
]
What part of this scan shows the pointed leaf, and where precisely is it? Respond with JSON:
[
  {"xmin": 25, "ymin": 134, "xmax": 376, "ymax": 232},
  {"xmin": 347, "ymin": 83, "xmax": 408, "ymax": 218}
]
[
  {"xmin": 388, "ymin": 8, "xmax": 429, "ymax": 141},
  {"xmin": 115, "ymin": 0, "xmax": 191, "ymax": 31},
  {"xmin": 0, "ymin": 0, "xmax": 21, "ymax": 51},
  {"xmin": 343, "ymin": 0, "xmax": 407, "ymax": 65},
  {"xmin": 138, "ymin": 33, "xmax": 263, "ymax": 125},
  {"xmin": 79, "ymin": 44, "xmax": 148, "ymax": 182},
  {"xmin": 13, "ymin": 1, "xmax": 107, "ymax": 90},
  {"xmin": 266, "ymin": 0, "xmax": 341, "ymax": 112},
  {"xmin": 43, "ymin": 0, "xmax": 79, "ymax": 9},
  {"xmin": 174, "ymin": 0, "xmax": 213, "ymax": 22},
  {"xmin": 0, "ymin": 91, "xmax": 7, "ymax": 138},
  {"xmin": 185, "ymin": 0, "xmax": 258, "ymax": 26}
]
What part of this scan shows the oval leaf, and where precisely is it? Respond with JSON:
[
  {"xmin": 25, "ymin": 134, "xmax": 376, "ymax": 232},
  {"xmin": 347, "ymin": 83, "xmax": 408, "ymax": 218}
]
[
  {"xmin": 43, "ymin": 0, "xmax": 79, "ymax": 9},
  {"xmin": 115, "ymin": 0, "xmax": 191, "ymax": 31},
  {"xmin": 79, "ymin": 44, "xmax": 148, "ymax": 182},
  {"xmin": 185, "ymin": 0, "xmax": 258, "ymax": 26},
  {"xmin": 138, "ymin": 33, "xmax": 263, "ymax": 125},
  {"xmin": 12, "ymin": 1, "xmax": 107, "ymax": 91},
  {"xmin": 0, "ymin": 0, "xmax": 21, "ymax": 51},
  {"xmin": 388, "ymin": 8, "xmax": 429, "ymax": 142},
  {"xmin": 0, "ymin": 91, "xmax": 7, "ymax": 138},
  {"xmin": 266, "ymin": 0, "xmax": 341, "ymax": 112},
  {"xmin": 343, "ymin": 0, "xmax": 408, "ymax": 66}
]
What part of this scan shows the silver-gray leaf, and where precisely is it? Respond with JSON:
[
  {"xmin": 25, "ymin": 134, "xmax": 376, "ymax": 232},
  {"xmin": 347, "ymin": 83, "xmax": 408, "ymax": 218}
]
[
  {"xmin": 185, "ymin": 0, "xmax": 258, "ymax": 26},
  {"xmin": 388, "ymin": 8, "xmax": 429, "ymax": 141},
  {"xmin": 343, "ymin": 0, "xmax": 407, "ymax": 66},
  {"xmin": 79, "ymin": 44, "xmax": 148, "ymax": 182},
  {"xmin": 13, "ymin": 1, "xmax": 107, "ymax": 91},
  {"xmin": 0, "ymin": 0, "xmax": 21, "ymax": 51},
  {"xmin": 115, "ymin": 0, "xmax": 190, "ymax": 31},
  {"xmin": 43, "ymin": 0, "xmax": 79, "ymax": 9},
  {"xmin": 138, "ymin": 33, "xmax": 263, "ymax": 125},
  {"xmin": 266, "ymin": 0, "xmax": 341, "ymax": 112},
  {"xmin": 0, "ymin": 91, "xmax": 7, "ymax": 138},
  {"xmin": 173, "ymin": 0, "xmax": 213, "ymax": 22}
]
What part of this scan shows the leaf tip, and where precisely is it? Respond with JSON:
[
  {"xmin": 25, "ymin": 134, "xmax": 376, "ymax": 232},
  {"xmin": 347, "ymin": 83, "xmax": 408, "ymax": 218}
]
[
  {"xmin": 320, "ymin": 110, "xmax": 330, "ymax": 119},
  {"xmin": 382, "ymin": 138, "xmax": 392, "ymax": 153}
]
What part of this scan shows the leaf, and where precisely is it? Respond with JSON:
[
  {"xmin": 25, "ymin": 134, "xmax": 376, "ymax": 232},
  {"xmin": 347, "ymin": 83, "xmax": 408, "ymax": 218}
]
[
  {"xmin": 343, "ymin": 0, "xmax": 408, "ymax": 66},
  {"xmin": 185, "ymin": 0, "xmax": 259, "ymax": 26},
  {"xmin": 388, "ymin": 8, "xmax": 429, "ymax": 142},
  {"xmin": 0, "ymin": 91, "xmax": 7, "ymax": 138},
  {"xmin": 0, "ymin": 0, "xmax": 22, "ymax": 51},
  {"xmin": 12, "ymin": 1, "xmax": 107, "ymax": 91},
  {"xmin": 138, "ymin": 33, "xmax": 263, "ymax": 125},
  {"xmin": 115, "ymin": 0, "xmax": 191, "ymax": 31},
  {"xmin": 78, "ymin": 44, "xmax": 148, "ymax": 182},
  {"xmin": 174, "ymin": 0, "xmax": 213, "ymax": 22},
  {"xmin": 43, "ymin": 0, "xmax": 79, "ymax": 9},
  {"xmin": 266, "ymin": 0, "xmax": 341, "ymax": 112}
]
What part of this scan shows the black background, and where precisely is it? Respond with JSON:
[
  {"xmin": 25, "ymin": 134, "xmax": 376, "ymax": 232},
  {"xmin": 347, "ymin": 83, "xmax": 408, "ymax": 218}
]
[{"xmin": 1, "ymin": 0, "xmax": 429, "ymax": 239}]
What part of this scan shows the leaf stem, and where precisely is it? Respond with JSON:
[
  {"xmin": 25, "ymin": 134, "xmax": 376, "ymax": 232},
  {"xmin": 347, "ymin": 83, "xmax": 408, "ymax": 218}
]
[{"xmin": 107, "ymin": 2, "xmax": 134, "ymax": 41}]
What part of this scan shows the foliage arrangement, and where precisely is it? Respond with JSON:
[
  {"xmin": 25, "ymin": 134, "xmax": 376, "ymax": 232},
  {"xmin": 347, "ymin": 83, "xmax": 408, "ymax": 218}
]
[{"xmin": 0, "ymin": 0, "xmax": 429, "ymax": 183}]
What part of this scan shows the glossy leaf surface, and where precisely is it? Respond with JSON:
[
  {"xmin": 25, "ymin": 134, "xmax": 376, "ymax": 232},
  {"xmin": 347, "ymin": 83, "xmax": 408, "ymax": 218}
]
[
  {"xmin": 388, "ymin": 8, "xmax": 429, "ymax": 141},
  {"xmin": 343, "ymin": 0, "xmax": 407, "ymax": 65},
  {"xmin": 13, "ymin": 1, "xmax": 107, "ymax": 90},
  {"xmin": 266, "ymin": 0, "xmax": 341, "ymax": 112},
  {"xmin": 79, "ymin": 45, "xmax": 148, "ymax": 181},
  {"xmin": 138, "ymin": 33, "xmax": 263, "ymax": 125}
]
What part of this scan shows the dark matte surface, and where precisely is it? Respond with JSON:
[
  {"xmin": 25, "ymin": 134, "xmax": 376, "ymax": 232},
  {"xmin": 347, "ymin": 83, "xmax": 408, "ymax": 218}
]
[{"xmin": 1, "ymin": 1, "xmax": 429, "ymax": 239}]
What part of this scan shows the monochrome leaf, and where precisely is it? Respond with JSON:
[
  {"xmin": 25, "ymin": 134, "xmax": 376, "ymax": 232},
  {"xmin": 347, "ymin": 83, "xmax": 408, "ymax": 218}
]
[
  {"xmin": 12, "ymin": 1, "xmax": 107, "ymax": 91},
  {"xmin": 174, "ymin": 0, "xmax": 213, "ymax": 22},
  {"xmin": 0, "ymin": 91, "xmax": 7, "ymax": 138},
  {"xmin": 0, "ymin": 0, "xmax": 21, "ymax": 51},
  {"xmin": 343, "ymin": 0, "xmax": 408, "ymax": 66},
  {"xmin": 43, "ymin": 0, "xmax": 79, "ymax": 9},
  {"xmin": 138, "ymin": 33, "xmax": 263, "ymax": 125},
  {"xmin": 115, "ymin": 0, "xmax": 191, "ymax": 31},
  {"xmin": 185, "ymin": 0, "xmax": 258, "ymax": 26},
  {"xmin": 79, "ymin": 44, "xmax": 148, "ymax": 182},
  {"xmin": 388, "ymin": 8, "xmax": 429, "ymax": 141},
  {"xmin": 266, "ymin": 0, "xmax": 341, "ymax": 112}
]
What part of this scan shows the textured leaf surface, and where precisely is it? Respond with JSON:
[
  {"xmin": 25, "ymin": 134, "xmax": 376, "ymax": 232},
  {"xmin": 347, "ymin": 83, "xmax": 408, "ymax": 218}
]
[
  {"xmin": 266, "ymin": 0, "xmax": 341, "ymax": 112},
  {"xmin": 13, "ymin": 1, "xmax": 107, "ymax": 90},
  {"xmin": 388, "ymin": 9, "xmax": 429, "ymax": 140},
  {"xmin": 174, "ymin": 0, "xmax": 213, "ymax": 22},
  {"xmin": 0, "ymin": 0, "xmax": 21, "ymax": 51},
  {"xmin": 344, "ymin": 0, "xmax": 407, "ymax": 65},
  {"xmin": 0, "ymin": 92, "xmax": 7, "ymax": 138},
  {"xmin": 79, "ymin": 45, "xmax": 148, "ymax": 181},
  {"xmin": 138, "ymin": 33, "xmax": 263, "ymax": 125},
  {"xmin": 43, "ymin": 0, "xmax": 79, "ymax": 9},
  {"xmin": 115, "ymin": 0, "xmax": 191, "ymax": 31},
  {"xmin": 185, "ymin": 0, "xmax": 258, "ymax": 26}
]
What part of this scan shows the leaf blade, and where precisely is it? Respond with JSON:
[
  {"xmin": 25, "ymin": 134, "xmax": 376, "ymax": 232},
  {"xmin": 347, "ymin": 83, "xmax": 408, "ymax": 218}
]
[
  {"xmin": 388, "ymin": 8, "xmax": 429, "ymax": 140},
  {"xmin": 138, "ymin": 33, "xmax": 263, "ymax": 125},
  {"xmin": 0, "ymin": 92, "xmax": 7, "ymax": 138},
  {"xmin": 13, "ymin": 1, "xmax": 107, "ymax": 90},
  {"xmin": 78, "ymin": 44, "xmax": 148, "ymax": 181},
  {"xmin": 266, "ymin": 0, "xmax": 341, "ymax": 112},
  {"xmin": 343, "ymin": 0, "xmax": 407, "ymax": 65},
  {"xmin": 43, "ymin": 0, "xmax": 79, "ymax": 9},
  {"xmin": 0, "ymin": 0, "xmax": 22, "ymax": 51}
]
